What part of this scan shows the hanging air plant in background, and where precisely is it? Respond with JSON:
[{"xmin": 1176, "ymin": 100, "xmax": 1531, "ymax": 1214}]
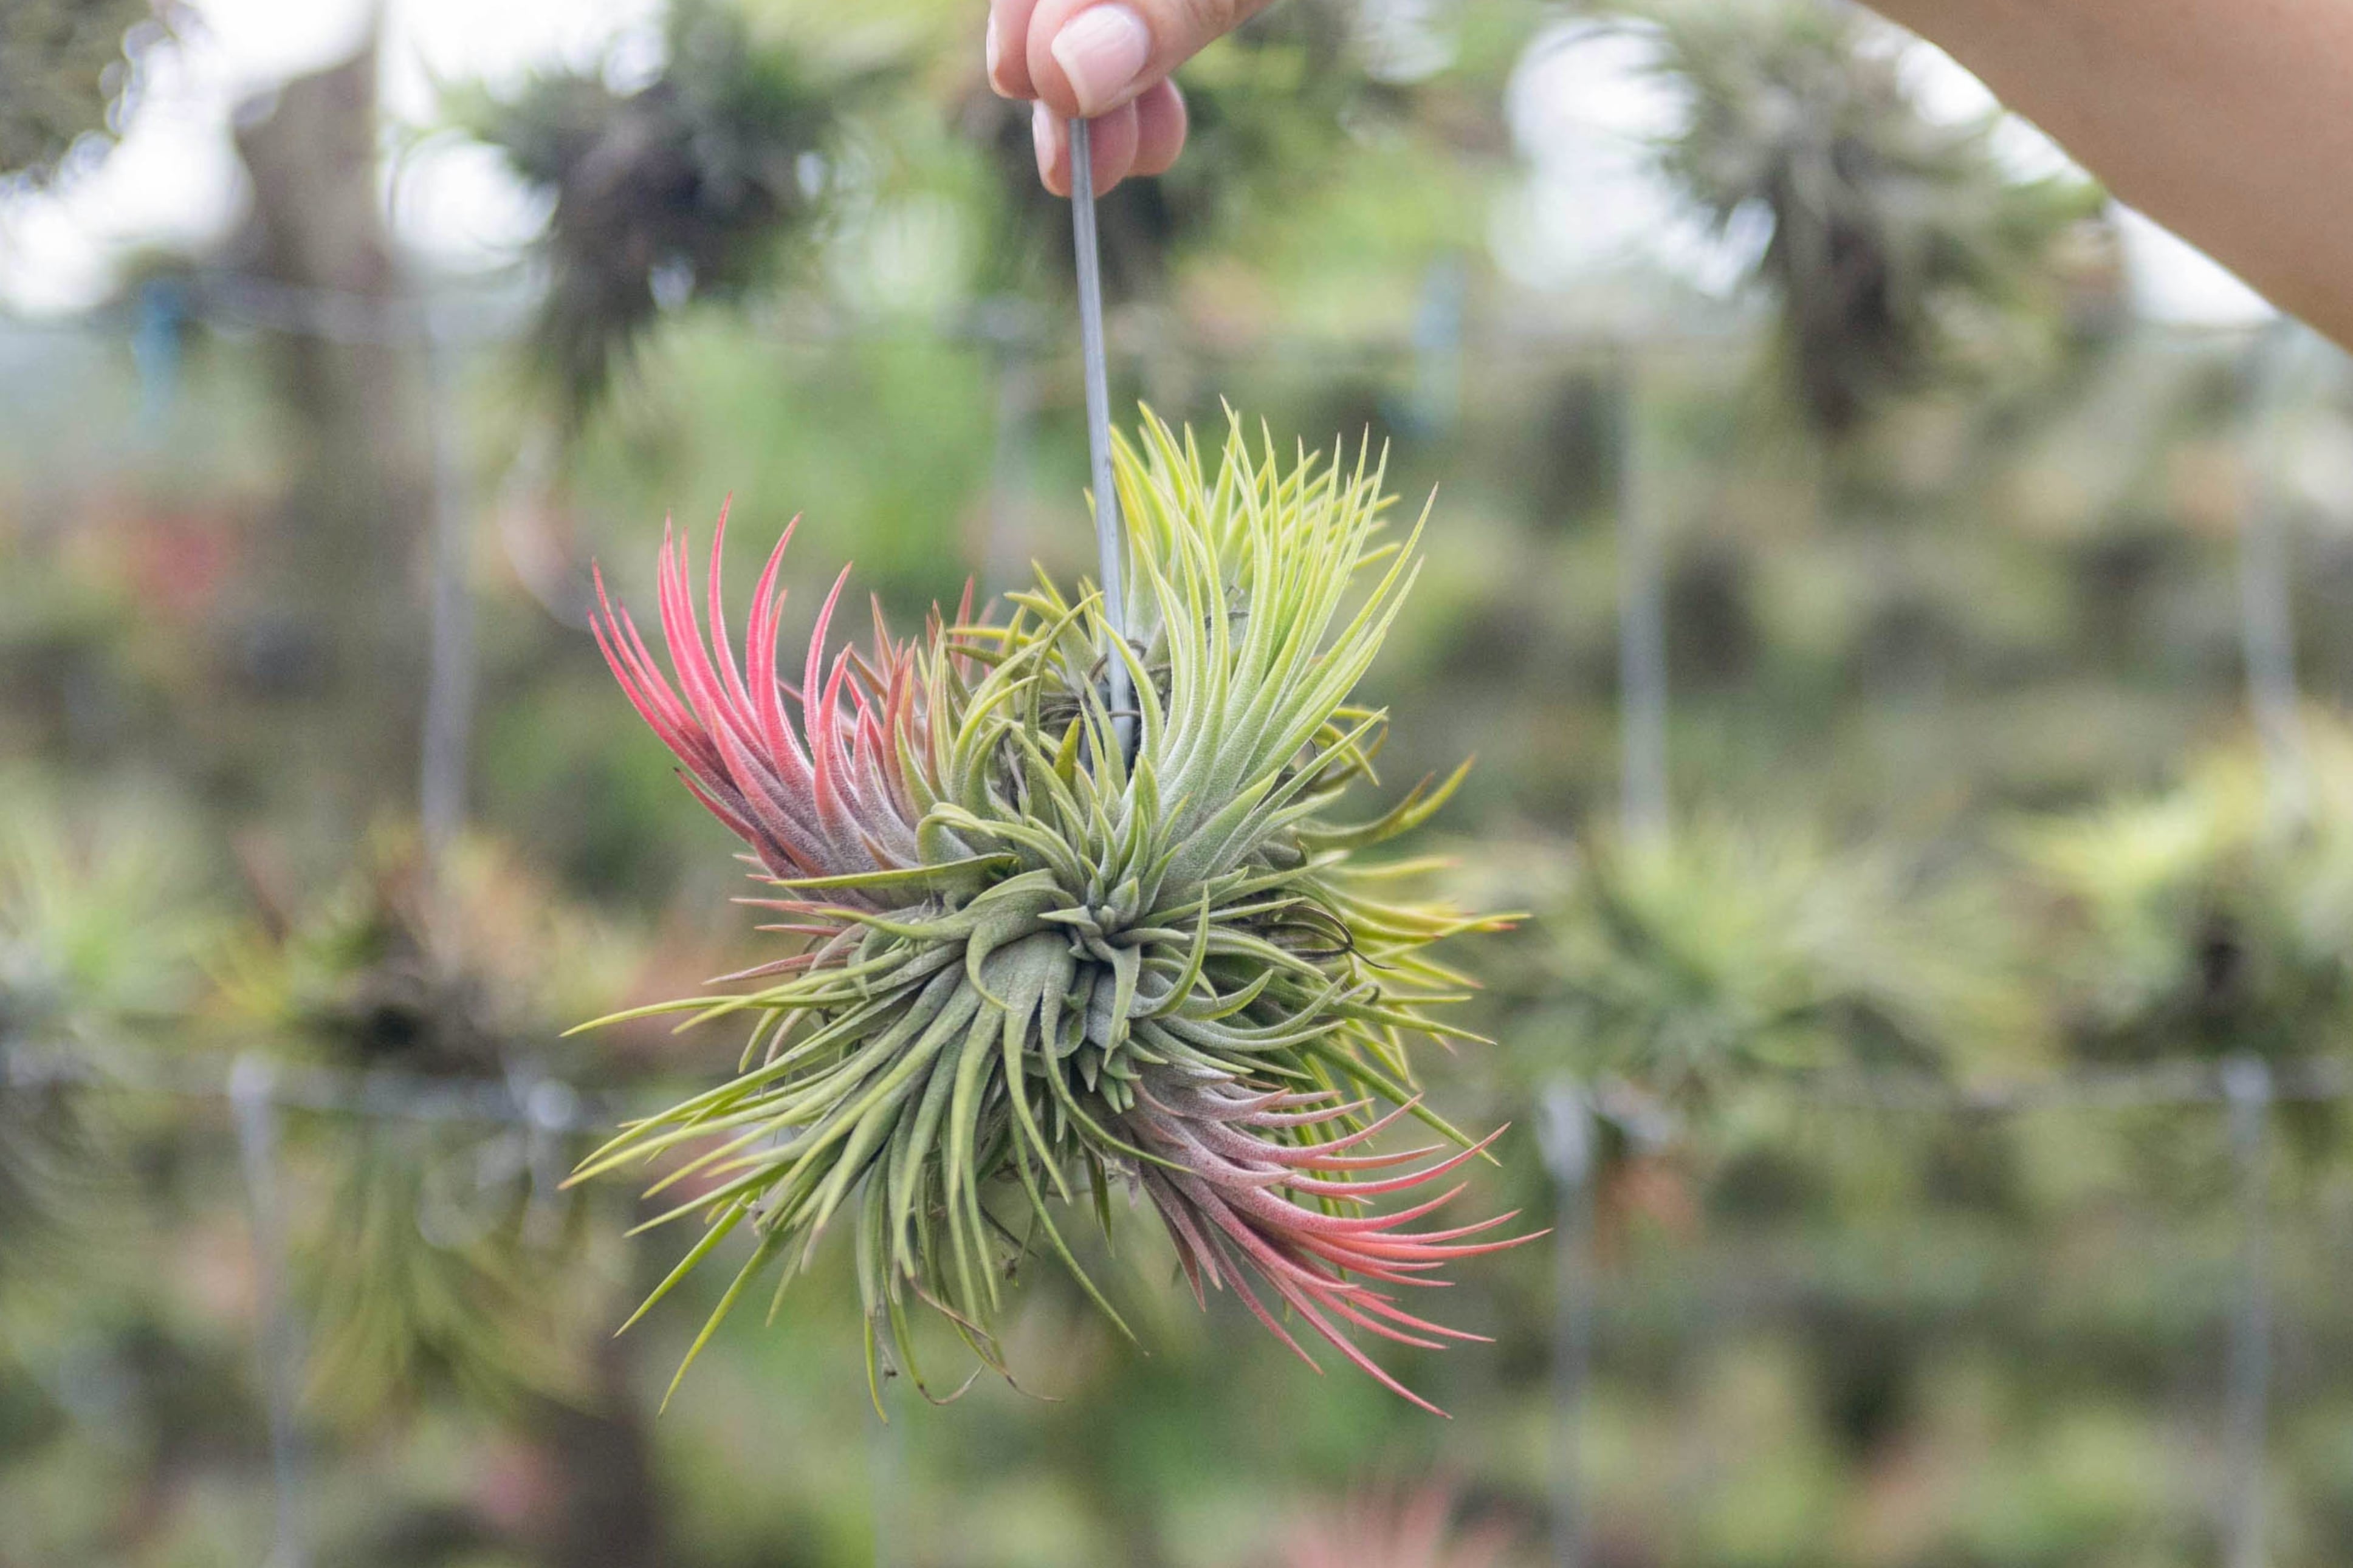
[
  {"xmin": 0, "ymin": 0, "xmax": 174, "ymax": 187},
  {"xmin": 210, "ymin": 830, "xmax": 643, "ymax": 1417},
  {"xmin": 1630, "ymin": 0, "xmax": 2103, "ymax": 435},
  {"xmin": 580, "ymin": 410, "xmax": 1528, "ymax": 1411},
  {"xmin": 2016, "ymin": 716, "xmax": 2353, "ymax": 1075},
  {"xmin": 460, "ymin": 0, "xmax": 898, "ymax": 428},
  {"xmin": 1528, "ymin": 818, "xmax": 2008, "ymax": 1103}
]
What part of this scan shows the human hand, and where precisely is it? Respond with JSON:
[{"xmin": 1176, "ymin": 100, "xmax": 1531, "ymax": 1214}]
[{"xmin": 986, "ymin": 0, "xmax": 1277, "ymax": 196}]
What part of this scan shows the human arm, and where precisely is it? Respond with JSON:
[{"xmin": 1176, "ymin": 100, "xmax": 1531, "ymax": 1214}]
[
  {"xmin": 1872, "ymin": 0, "xmax": 2353, "ymax": 341},
  {"xmin": 988, "ymin": 0, "xmax": 2353, "ymax": 343}
]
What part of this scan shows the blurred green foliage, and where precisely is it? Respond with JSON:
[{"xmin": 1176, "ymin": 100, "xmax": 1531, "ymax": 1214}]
[
  {"xmin": 5, "ymin": 0, "xmax": 2353, "ymax": 1564},
  {"xmin": 1519, "ymin": 816, "xmax": 2016, "ymax": 1100},
  {"xmin": 0, "ymin": 782, "xmax": 213, "ymax": 1295},
  {"xmin": 2018, "ymin": 715, "xmax": 2353, "ymax": 1071},
  {"xmin": 204, "ymin": 831, "xmax": 646, "ymax": 1422},
  {"xmin": 459, "ymin": 0, "xmax": 904, "ymax": 428},
  {"xmin": 0, "ymin": 0, "xmax": 165, "ymax": 186},
  {"xmin": 1629, "ymin": 0, "xmax": 2111, "ymax": 435}
]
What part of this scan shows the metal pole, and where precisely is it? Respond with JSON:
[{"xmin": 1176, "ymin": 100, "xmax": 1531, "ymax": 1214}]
[
  {"xmin": 1067, "ymin": 116, "xmax": 1133, "ymax": 758},
  {"xmin": 1408, "ymin": 253, "xmax": 1466, "ymax": 437},
  {"xmin": 230, "ymin": 1056, "xmax": 309, "ymax": 1568},
  {"xmin": 518, "ymin": 1071, "xmax": 578, "ymax": 1251},
  {"xmin": 420, "ymin": 329, "xmax": 476, "ymax": 864},
  {"xmin": 2222, "ymin": 1055, "xmax": 2273, "ymax": 1568},
  {"xmin": 1616, "ymin": 355, "xmax": 1669, "ymax": 846},
  {"xmin": 1539, "ymin": 1078, "xmax": 1597, "ymax": 1568},
  {"xmin": 131, "ymin": 278, "xmax": 185, "ymax": 447},
  {"xmin": 2238, "ymin": 324, "xmax": 2307, "ymax": 822}
]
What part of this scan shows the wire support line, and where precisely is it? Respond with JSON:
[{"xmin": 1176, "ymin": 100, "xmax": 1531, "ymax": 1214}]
[
  {"xmin": 11, "ymin": 1033, "xmax": 2353, "ymax": 1135},
  {"xmin": 3, "ymin": 266, "xmax": 2090, "ymax": 365},
  {"xmin": 1, "ymin": 1036, "xmax": 628, "ymax": 1134},
  {"xmin": 1066, "ymin": 115, "xmax": 1134, "ymax": 760}
]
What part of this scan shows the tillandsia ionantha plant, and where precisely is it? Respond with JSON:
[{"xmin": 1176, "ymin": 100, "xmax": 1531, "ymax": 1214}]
[{"xmin": 577, "ymin": 409, "xmax": 1531, "ymax": 1413}]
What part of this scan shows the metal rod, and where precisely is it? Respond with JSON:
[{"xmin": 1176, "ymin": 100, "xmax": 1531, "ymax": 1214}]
[
  {"xmin": 1616, "ymin": 354, "xmax": 1669, "ymax": 846},
  {"xmin": 1067, "ymin": 116, "xmax": 1133, "ymax": 757},
  {"xmin": 1539, "ymin": 1078, "xmax": 1596, "ymax": 1568},
  {"xmin": 2239, "ymin": 322, "xmax": 2310, "ymax": 824},
  {"xmin": 231, "ymin": 1056, "xmax": 309, "ymax": 1568},
  {"xmin": 421, "ymin": 330, "xmax": 476, "ymax": 864},
  {"xmin": 2223, "ymin": 1055, "xmax": 2273, "ymax": 1568}
]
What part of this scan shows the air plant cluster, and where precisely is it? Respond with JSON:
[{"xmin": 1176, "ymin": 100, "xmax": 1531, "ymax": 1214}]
[{"xmin": 582, "ymin": 411, "xmax": 1528, "ymax": 1411}]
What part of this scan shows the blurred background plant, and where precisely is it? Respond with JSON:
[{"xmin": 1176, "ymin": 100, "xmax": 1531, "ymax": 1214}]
[
  {"xmin": 203, "ymin": 827, "xmax": 642, "ymax": 1421},
  {"xmin": 459, "ymin": 0, "xmax": 904, "ymax": 431},
  {"xmin": 0, "ymin": 781, "xmax": 212, "ymax": 1296},
  {"xmin": 2, "ymin": 0, "xmax": 2351, "ymax": 1563},
  {"xmin": 2015, "ymin": 714, "xmax": 2353, "ymax": 1074},
  {"xmin": 1513, "ymin": 816, "xmax": 2020, "ymax": 1103},
  {"xmin": 0, "ymin": 0, "xmax": 176, "ymax": 187},
  {"xmin": 1626, "ymin": 0, "xmax": 2111, "ymax": 439}
]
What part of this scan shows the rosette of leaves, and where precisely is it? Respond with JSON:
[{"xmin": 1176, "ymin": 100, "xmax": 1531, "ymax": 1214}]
[
  {"xmin": 2016, "ymin": 719, "xmax": 2353, "ymax": 1073},
  {"xmin": 0, "ymin": 0, "xmax": 170, "ymax": 186},
  {"xmin": 1629, "ymin": 0, "xmax": 2101, "ymax": 434},
  {"xmin": 1532, "ymin": 819, "xmax": 1996, "ymax": 1102},
  {"xmin": 211, "ymin": 830, "xmax": 638, "ymax": 1417},
  {"xmin": 459, "ymin": 0, "xmax": 898, "ymax": 427},
  {"xmin": 580, "ymin": 409, "xmax": 1529, "ymax": 1412}
]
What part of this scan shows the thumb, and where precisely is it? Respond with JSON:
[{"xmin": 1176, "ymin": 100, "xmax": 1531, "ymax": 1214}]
[{"xmin": 1024, "ymin": 0, "xmax": 1276, "ymax": 120}]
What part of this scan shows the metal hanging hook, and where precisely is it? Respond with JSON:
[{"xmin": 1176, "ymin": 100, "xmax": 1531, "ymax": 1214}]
[{"xmin": 1067, "ymin": 116, "xmax": 1135, "ymax": 759}]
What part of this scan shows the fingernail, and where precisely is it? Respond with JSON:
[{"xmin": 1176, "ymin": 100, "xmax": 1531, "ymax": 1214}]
[
  {"xmin": 984, "ymin": 13, "xmax": 1008, "ymax": 95},
  {"xmin": 1051, "ymin": 4, "xmax": 1151, "ymax": 117},
  {"xmin": 1031, "ymin": 101, "xmax": 1059, "ymax": 188}
]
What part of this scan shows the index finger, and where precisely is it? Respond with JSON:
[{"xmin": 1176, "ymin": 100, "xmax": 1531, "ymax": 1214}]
[{"xmin": 988, "ymin": 0, "xmax": 1044, "ymax": 99}]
